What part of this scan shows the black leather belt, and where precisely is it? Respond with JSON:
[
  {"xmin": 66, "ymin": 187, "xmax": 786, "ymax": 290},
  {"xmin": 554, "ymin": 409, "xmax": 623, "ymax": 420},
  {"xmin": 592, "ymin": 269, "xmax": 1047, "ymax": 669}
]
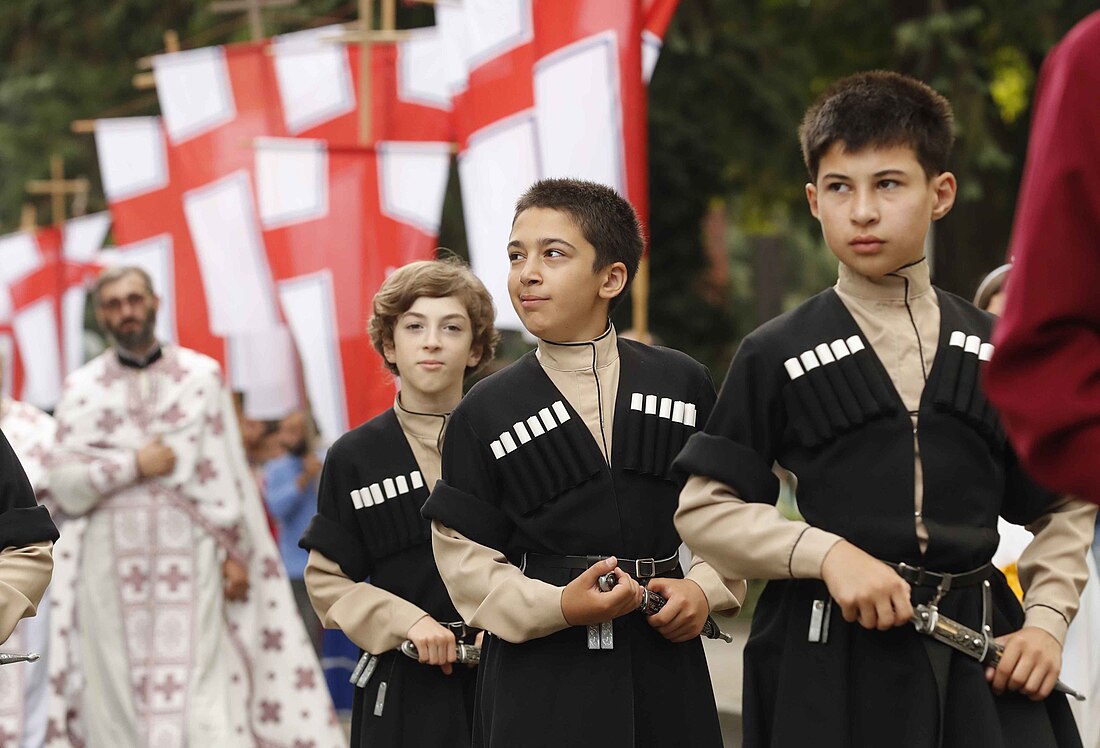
[
  {"xmin": 523, "ymin": 552, "xmax": 679, "ymax": 580},
  {"xmin": 891, "ymin": 561, "xmax": 993, "ymax": 589}
]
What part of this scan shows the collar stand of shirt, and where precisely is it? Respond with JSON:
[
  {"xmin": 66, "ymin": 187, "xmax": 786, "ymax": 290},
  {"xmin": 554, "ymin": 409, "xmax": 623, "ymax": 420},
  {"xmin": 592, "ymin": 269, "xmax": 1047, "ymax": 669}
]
[
  {"xmin": 116, "ymin": 342, "xmax": 164, "ymax": 370},
  {"xmin": 394, "ymin": 394, "xmax": 449, "ymax": 443},
  {"xmin": 836, "ymin": 257, "xmax": 933, "ymax": 303},
  {"xmin": 535, "ymin": 322, "xmax": 619, "ymax": 372}
]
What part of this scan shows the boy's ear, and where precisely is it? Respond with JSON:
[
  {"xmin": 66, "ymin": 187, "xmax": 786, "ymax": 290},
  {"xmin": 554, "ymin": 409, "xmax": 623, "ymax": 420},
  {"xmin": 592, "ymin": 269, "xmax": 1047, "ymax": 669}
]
[
  {"xmin": 805, "ymin": 183, "xmax": 820, "ymax": 219},
  {"xmin": 930, "ymin": 171, "xmax": 957, "ymax": 221},
  {"xmin": 466, "ymin": 343, "xmax": 483, "ymax": 370},
  {"xmin": 597, "ymin": 261, "xmax": 629, "ymax": 302},
  {"xmin": 382, "ymin": 338, "xmax": 397, "ymax": 365}
]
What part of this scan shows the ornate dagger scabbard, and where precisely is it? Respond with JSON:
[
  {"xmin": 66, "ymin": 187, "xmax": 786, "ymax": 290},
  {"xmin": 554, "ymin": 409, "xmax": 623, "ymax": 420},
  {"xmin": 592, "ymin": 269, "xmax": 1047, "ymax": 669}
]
[
  {"xmin": 399, "ymin": 640, "xmax": 481, "ymax": 665},
  {"xmin": 0, "ymin": 652, "xmax": 40, "ymax": 666},
  {"xmin": 911, "ymin": 603, "xmax": 1085, "ymax": 701},
  {"xmin": 597, "ymin": 571, "xmax": 734, "ymax": 643}
]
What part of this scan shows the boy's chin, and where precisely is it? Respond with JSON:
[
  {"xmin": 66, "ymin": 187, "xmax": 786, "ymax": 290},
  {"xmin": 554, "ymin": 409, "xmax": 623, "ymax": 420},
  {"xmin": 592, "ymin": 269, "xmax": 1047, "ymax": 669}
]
[{"xmin": 835, "ymin": 252, "xmax": 919, "ymax": 279}]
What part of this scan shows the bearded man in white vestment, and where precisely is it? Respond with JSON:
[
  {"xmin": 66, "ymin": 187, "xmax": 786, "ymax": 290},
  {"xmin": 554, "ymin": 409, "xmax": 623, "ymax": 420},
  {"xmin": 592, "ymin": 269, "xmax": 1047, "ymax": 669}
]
[
  {"xmin": 47, "ymin": 267, "xmax": 343, "ymax": 747},
  {"xmin": 0, "ymin": 364, "xmax": 58, "ymax": 748}
]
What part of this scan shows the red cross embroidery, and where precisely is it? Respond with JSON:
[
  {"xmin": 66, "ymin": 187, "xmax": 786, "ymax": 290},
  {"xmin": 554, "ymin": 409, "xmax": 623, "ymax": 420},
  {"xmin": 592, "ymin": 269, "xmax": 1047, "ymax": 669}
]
[
  {"xmin": 258, "ymin": 700, "xmax": 282, "ymax": 724},
  {"xmin": 195, "ymin": 458, "xmax": 218, "ymax": 485},
  {"xmin": 120, "ymin": 564, "xmax": 149, "ymax": 594},
  {"xmin": 261, "ymin": 628, "xmax": 284, "ymax": 652},
  {"xmin": 158, "ymin": 564, "xmax": 190, "ymax": 593},
  {"xmin": 96, "ymin": 366, "xmax": 127, "ymax": 388},
  {"xmin": 294, "ymin": 667, "xmax": 315, "ymax": 690},
  {"xmin": 160, "ymin": 403, "xmax": 186, "ymax": 426},
  {"xmin": 45, "ymin": 718, "xmax": 66, "ymax": 743},
  {"xmin": 157, "ymin": 356, "xmax": 189, "ymax": 384},
  {"xmin": 95, "ymin": 409, "xmax": 123, "ymax": 435},
  {"xmin": 153, "ymin": 673, "xmax": 185, "ymax": 702},
  {"xmin": 262, "ymin": 557, "xmax": 281, "ymax": 580},
  {"xmin": 206, "ymin": 411, "xmax": 225, "ymax": 435}
]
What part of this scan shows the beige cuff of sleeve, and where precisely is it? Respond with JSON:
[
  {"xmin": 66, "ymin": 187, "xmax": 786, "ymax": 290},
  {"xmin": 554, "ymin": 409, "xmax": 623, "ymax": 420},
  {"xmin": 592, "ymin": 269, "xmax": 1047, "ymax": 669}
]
[
  {"xmin": 1023, "ymin": 604, "xmax": 1070, "ymax": 648},
  {"xmin": 685, "ymin": 563, "xmax": 743, "ymax": 614},
  {"xmin": 328, "ymin": 588, "xmax": 428, "ymax": 654},
  {"xmin": 0, "ymin": 541, "xmax": 53, "ymax": 644},
  {"xmin": 789, "ymin": 527, "xmax": 845, "ymax": 579},
  {"xmin": 476, "ymin": 577, "xmax": 567, "ymax": 643}
]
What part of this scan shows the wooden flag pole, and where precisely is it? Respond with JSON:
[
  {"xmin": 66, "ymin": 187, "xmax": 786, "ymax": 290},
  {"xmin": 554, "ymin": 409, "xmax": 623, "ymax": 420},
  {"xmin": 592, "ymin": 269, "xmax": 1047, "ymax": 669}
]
[
  {"xmin": 19, "ymin": 204, "xmax": 36, "ymax": 232},
  {"xmin": 133, "ymin": 30, "xmax": 183, "ymax": 90},
  {"xmin": 334, "ymin": 0, "xmax": 406, "ymax": 144},
  {"xmin": 381, "ymin": 0, "xmax": 396, "ymax": 32},
  {"xmin": 210, "ymin": 0, "xmax": 299, "ymax": 41},
  {"xmin": 359, "ymin": 0, "xmax": 373, "ymax": 144},
  {"xmin": 25, "ymin": 155, "xmax": 90, "ymax": 226}
]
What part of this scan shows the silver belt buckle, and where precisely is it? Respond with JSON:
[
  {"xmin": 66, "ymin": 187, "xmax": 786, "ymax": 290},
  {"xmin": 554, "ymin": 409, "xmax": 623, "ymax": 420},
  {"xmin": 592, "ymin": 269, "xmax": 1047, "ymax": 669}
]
[{"xmin": 634, "ymin": 557, "xmax": 656, "ymax": 578}]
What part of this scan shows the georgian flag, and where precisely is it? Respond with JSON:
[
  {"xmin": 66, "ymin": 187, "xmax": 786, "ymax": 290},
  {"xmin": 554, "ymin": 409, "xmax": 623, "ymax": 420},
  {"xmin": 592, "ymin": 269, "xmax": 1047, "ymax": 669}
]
[
  {"xmin": 438, "ymin": 0, "xmax": 679, "ymax": 330},
  {"xmin": 0, "ymin": 213, "xmax": 110, "ymax": 410},
  {"xmin": 254, "ymin": 137, "xmax": 450, "ymax": 437},
  {"xmin": 140, "ymin": 31, "xmax": 453, "ymax": 432}
]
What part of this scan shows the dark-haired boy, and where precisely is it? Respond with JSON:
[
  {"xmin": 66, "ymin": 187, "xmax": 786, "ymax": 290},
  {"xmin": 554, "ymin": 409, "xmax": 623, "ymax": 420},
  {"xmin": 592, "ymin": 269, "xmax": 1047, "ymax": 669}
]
[
  {"xmin": 675, "ymin": 71, "xmax": 1097, "ymax": 747},
  {"xmin": 423, "ymin": 178, "xmax": 743, "ymax": 748}
]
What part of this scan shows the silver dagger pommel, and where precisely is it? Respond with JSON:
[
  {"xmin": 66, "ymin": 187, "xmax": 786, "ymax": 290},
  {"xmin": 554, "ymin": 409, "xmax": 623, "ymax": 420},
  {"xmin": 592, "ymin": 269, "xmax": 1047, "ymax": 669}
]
[
  {"xmin": 0, "ymin": 652, "xmax": 40, "ymax": 665},
  {"xmin": 912, "ymin": 603, "xmax": 1085, "ymax": 702},
  {"xmin": 399, "ymin": 640, "xmax": 481, "ymax": 665},
  {"xmin": 597, "ymin": 571, "xmax": 734, "ymax": 643}
]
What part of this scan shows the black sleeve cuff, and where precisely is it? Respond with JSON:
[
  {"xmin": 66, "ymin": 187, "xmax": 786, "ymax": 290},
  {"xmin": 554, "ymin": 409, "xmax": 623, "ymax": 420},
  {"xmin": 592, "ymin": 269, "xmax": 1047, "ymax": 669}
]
[
  {"xmin": 0, "ymin": 505, "xmax": 60, "ymax": 550},
  {"xmin": 673, "ymin": 432, "xmax": 780, "ymax": 504},
  {"xmin": 422, "ymin": 480, "xmax": 512, "ymax": 552},
  {"xmin": 299, "ymin": 513, "xmax": 369, "ymax": 582}
]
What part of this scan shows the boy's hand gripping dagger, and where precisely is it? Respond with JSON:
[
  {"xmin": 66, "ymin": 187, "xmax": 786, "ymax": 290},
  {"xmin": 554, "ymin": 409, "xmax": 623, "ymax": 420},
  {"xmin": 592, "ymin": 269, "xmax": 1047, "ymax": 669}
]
[
  {"xmin": 398, "ymin": 640, "xmax": 481, "ymax": 665},
  {"xmin": 911, "ymin": 579, "xmax": 1085, "ymax": 702},
  {"xmin": 597, "ymin": 571, "xmax": 734, "ymax": 643}
]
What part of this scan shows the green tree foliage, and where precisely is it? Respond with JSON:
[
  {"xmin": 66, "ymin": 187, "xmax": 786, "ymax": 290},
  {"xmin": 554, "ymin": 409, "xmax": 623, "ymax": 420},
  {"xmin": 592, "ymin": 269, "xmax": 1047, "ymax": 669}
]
[{"xmin": 644, "ymin": 0, "xmax": 1095, "ymax": 376}]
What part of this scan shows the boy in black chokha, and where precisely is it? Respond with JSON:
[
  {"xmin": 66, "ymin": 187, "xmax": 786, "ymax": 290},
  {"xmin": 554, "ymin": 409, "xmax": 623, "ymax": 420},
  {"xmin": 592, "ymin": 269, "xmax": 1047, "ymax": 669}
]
[
  {"xmin": 299, "ymin": 258, "xmax": 499, "ymax": 747},
  {"xmin": 675, "ymin": 71, "xmax": 1098, "ymax": 748},
  {"xmin": 422, "ymin": 178, "xmax": 744, "ymax": 748}
]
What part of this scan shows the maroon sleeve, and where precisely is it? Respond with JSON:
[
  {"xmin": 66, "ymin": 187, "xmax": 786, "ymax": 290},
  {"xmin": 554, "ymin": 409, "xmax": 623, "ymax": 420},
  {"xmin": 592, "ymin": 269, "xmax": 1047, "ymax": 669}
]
[{"xmin": 985, "ymin": 11, "xmax": 1100, "ymax": 504}]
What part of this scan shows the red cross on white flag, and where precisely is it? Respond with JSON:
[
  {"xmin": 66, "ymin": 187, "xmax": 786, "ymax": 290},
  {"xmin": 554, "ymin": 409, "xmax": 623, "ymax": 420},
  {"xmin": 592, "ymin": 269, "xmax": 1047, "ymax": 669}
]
[
  {"xmin": 441, "ymin": 0, "xmax": 679, "ymax": 331},
  {"xmin": 1, "ymin": 214, "xmax": 111, "ymax": 409}
]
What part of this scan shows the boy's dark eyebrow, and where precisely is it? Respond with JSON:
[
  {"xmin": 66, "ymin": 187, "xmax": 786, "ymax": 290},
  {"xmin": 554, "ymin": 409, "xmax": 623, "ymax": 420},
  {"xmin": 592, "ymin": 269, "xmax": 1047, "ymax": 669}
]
[
  {"xmin": 507, "ymin": 237, "xmax": 577, "ymax": 250},
  {"xmin": 821, "ymin": 168, "xmax": 910, "ymax": 180}
]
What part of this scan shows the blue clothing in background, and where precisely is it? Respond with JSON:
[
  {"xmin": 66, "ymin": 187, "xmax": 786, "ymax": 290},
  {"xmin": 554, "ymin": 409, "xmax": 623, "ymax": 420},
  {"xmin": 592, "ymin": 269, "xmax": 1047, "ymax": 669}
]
[{"xmin": 263, "ymin": 451, "xmax": 322, "ymax": 580}]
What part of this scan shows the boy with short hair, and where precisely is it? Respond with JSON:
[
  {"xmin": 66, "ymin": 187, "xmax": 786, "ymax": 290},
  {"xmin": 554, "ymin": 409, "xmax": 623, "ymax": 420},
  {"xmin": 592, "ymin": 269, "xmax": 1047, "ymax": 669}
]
[
  {"xmin": 675, "ymin": 71, "xmax": 1097, "ymax": 747},
  {"xmin": 423, "ymin": 178, "xmax": 743, "ymax": 748},
  {"xmin": 300, "ymin": 258, "xmax": 499, "ymax": 747}
]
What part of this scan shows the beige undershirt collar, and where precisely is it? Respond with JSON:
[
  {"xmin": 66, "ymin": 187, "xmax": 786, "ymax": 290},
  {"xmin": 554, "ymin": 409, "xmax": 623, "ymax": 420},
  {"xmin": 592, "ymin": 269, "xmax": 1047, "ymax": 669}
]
[
  {"xmin": 836, "ymin": 257, "xmax": 934, "ymax": 303},
  {"xmin": 393, "ymin": 394, "xmax": 449, "ymax": 442},
  {"xmin": 535, "ymin": 322, "xmax": 619, "ymax": 372},
  {"xmin": 394, "ymin": 395, "xmax": 448, "ymax": 489}
]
